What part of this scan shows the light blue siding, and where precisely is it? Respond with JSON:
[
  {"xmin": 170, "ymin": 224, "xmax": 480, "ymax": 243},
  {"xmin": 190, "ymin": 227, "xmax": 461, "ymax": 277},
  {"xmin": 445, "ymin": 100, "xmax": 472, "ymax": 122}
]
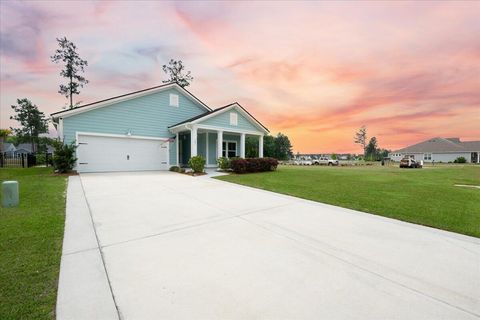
[
  {"xmin": 198, "ymin": 109, "xmax": 260, "ymax": 132},
  {"xmin": 62, "ymin": 88, "xmax": 207, "ymax": 165},
  {"xmin": 197, "ymin": 133, "xmax": 207, "ymax": 159},
  {"xmin": 207, "ymin": 132, "xmax": 217, "ymax": 165}
]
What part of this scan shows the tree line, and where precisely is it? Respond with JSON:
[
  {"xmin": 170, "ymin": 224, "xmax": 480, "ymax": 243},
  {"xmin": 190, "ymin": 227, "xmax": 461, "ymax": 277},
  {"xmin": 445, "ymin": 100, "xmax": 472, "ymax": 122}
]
[
  {"xmin": 245, "ymin": 133, "xmax": 293, "ymax": 160},
  {"xmin": 354, "ymin": 125, "xmax": 391, "ymax": 161}
]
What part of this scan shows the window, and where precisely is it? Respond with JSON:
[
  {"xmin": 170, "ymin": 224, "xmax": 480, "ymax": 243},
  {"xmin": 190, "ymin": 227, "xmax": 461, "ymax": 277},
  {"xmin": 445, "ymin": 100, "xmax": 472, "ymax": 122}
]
[
  {"xmin": 169, "ymin": 94, "xmax": 179, "ymax": 107},
  {"xmin": 222, "ymin": 141, "xmax": 237, "ymax": 158},
  {"xmin": 424, "ymin": 153, "xmax": 432, "ymax": 160},
  {"xmin": 229, "ymin": 112, "xmax": 238, "ymax": 126}
]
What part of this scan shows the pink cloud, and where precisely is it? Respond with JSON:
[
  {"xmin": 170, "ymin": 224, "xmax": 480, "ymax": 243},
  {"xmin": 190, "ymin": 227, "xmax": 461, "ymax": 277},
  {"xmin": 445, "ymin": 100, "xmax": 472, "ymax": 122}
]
[{"xmin": 1, "ymin": 1, "xmax": 479, "ymax": 153}]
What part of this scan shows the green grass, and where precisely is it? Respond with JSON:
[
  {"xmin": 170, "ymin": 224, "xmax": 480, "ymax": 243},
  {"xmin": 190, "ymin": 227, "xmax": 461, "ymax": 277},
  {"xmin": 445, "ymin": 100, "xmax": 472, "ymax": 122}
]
[
  {"xmin": 0, "ymin": 167, "xmax": 67, "ymax": 320},
  {"xmin": 216, "ymin": 165, "xmax": 480, "ymax": 237}
]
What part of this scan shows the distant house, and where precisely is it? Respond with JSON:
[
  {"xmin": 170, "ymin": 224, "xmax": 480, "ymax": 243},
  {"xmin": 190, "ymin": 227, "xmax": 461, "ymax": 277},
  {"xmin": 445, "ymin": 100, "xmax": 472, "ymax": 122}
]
[
  {"xmin": 3, "ymin": 143, "xmax": 17, "ymax": 157},
  {"xmin": 14, "ymin": 143, "xmax": 33, "ymax": 156},
  {"xmin": 389, "ymin": 137, "xmax": 480, "ymax": 163},
  {"xmin": 1, "ymin": 143, "xmax": 54, "ymax": 157}
]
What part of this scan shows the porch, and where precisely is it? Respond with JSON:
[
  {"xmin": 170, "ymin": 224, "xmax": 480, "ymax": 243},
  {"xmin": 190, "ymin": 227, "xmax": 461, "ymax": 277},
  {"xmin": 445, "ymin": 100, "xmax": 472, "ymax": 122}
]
[
  {"xmin": 168, "ymin": 102, "xmax": 269, "ymax": 167},
  {"xmin": 174, "ymin": 126, "xmax": 263, "ymax": 167},
  {"xmin": 172, "ymin": 126, "xmax": 264, "ymax": 167}
]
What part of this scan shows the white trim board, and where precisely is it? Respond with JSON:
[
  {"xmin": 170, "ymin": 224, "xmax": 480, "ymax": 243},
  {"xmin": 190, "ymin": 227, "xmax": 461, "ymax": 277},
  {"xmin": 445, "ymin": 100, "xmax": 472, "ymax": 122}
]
[
  {"xmin": 75, "ymin": 131, "xmax": 170, "ymax": 145},
  {"xmin": 171, "ymin": 124, "xmax": 264, "ymax": 136}
]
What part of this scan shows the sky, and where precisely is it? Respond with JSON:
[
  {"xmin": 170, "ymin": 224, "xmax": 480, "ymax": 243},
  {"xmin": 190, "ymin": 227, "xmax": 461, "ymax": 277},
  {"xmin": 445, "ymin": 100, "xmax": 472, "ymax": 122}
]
[{"xmin": 1, "ymin": 1, "xmax": 479, "ymax": 153}]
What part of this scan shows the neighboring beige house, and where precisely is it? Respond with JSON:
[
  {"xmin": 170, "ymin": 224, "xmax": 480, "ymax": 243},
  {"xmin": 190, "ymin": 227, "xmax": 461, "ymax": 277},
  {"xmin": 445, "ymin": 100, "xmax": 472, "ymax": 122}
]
[{"xmin": 389, "ymin": 137, "xmax": 480, "ymax": 163}]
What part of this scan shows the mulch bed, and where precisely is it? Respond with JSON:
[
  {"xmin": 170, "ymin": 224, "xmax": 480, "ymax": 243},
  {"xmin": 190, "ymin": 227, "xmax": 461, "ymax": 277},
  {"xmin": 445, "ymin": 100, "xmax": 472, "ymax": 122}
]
[{"xmin": 182, "ymin": 172, "xmax": 207, "ymax": 177}]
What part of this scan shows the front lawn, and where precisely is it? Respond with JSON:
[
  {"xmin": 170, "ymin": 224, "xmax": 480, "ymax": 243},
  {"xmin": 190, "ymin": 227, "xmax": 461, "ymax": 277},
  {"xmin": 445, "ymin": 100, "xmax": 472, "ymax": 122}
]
[
  {"xmin": 216, "ymin": 165, "xmax": 480, "ymax": 237},
  {"xmin": 0, "ymin": 167, "xmax": 67, "ymax": 320}
]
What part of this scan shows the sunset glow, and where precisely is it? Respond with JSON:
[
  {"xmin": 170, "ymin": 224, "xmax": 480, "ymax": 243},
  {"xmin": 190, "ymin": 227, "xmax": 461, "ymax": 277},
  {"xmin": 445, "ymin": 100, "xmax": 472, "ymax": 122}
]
[{"xmin": 1, "ymin": 1, "xmax": 479, "ymax": 153}]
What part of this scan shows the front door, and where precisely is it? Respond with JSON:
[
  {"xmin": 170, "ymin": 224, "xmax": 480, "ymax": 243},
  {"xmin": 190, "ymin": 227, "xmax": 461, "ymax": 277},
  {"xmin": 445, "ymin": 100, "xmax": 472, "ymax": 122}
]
[
  {"xmin": 471, "ymin": 152, "xmax": 478, "ymax": 163},
  {"xmin": 178, "ymin": 132, "xmax": 191, "ymax": 165}
]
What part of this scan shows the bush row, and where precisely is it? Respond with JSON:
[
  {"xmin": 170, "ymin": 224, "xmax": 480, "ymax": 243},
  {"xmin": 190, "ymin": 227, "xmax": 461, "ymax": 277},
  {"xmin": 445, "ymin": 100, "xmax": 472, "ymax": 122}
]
[{"xmin": 230, "ymin": 157, "xmax": 278, "ymax": 174}]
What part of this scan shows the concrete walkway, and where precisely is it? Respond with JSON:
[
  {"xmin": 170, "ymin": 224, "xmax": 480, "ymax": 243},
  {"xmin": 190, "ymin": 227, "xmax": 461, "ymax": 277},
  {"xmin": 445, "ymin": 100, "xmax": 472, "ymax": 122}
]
[{"xmin": 57, "ymin": 172, "xmax": 480, "ymax": 320}]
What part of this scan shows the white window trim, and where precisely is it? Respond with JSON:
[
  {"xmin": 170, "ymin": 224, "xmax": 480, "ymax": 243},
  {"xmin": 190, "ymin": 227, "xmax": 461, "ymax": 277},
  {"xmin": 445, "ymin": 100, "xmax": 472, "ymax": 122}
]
[
  {"xmin": 222, "ymin": 140, "xmax": 237, "ymax": 158},
  {"xmin": 169, "ymin": 93, "xmax": 179, "ymax": 107},
  {"xmin": 230, "ymin": 112, "xmax": 238, "ymax": 126}
]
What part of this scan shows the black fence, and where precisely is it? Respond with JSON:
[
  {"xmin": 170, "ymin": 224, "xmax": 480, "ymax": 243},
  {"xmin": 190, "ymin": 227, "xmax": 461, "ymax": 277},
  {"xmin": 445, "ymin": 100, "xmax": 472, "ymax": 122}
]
[{"xmin": 0, "ymin": 153, "xmax": 52, "ymax": 168}]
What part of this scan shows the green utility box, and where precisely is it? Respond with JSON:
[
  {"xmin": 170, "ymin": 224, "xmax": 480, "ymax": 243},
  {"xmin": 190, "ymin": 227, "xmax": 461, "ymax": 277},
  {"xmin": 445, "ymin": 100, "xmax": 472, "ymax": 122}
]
[{"xmin": 2, "ymin": 181, "xmax": 19, "ymax": 208}]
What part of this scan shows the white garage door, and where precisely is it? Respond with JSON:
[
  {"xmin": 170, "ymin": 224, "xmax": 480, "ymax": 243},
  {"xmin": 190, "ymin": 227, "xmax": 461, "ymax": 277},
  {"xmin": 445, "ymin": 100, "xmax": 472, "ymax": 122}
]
[{"xmin": 76, "ymin": 134, "xmax": 169, "ymax": 173}]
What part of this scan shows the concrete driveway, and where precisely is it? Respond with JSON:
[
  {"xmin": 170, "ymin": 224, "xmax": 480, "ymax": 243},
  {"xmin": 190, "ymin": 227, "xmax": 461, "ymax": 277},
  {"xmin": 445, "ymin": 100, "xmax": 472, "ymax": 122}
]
[{"xmin": 57, "ymin": 172, "xmax": 480, "ymax": 320}]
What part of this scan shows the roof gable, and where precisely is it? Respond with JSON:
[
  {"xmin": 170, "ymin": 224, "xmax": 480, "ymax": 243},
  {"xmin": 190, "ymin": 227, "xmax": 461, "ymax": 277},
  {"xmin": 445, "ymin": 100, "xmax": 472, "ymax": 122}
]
[
  {"xmin": 61, "ymin": 87, "xmax": 207, "ymax": 144},
  {"xmin": 50, "ymin": 82, "xmax": 211, "ymax": 120},
  {"xmin": 169, "ymin": 103, "xmax": 269, "ymax": 134}
]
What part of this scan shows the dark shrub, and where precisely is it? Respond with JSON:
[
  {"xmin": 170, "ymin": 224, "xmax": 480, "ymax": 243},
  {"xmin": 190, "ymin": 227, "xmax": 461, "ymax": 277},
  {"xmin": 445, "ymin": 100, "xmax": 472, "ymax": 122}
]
[
  {"xmin": 230, "ymin": 157, "xmax": 278, "ymax": 174},
  {"xmin": 52, "ymin": 140, "xmax": 77, "ymax": 173},
  {"xmin": 188, "ymin": 155, "xmax": 206, "ymax": 173},
  {"xmin": 169, "ymin": 166, "xmax": 180, "ymax": 172},
  {"xmin": 454, "ymin": 157, "xmax": 467, "ymax": 163}
]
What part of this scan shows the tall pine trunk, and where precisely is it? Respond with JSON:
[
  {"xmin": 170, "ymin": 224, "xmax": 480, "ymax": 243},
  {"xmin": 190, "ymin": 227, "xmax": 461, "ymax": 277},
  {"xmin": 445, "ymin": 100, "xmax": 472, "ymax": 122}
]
[{"xmin": 69, "ymin": 74, "xmax": 73, "ymax": 108}]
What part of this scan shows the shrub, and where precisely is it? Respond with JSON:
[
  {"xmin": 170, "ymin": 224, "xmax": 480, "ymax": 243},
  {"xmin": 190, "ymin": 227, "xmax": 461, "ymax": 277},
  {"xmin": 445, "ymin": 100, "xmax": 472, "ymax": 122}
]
[
  {"xmin": 52, "ymin": 140, "xmax": 77, "ymax": 173},
  {"xmin": 230, "ymin": 157, "xmax": 278, "ymax": 174},
  {"xmin": 169, "ymin": 166, "xmax": 180, "ymax": 172},
  {"xmin": 454, "ymin": 157, "xmax": 467, "ymax": 163},
  {"xmin": 188, "ymin": 155, "xmax": 206, "ymax": 173},
  {"xmin": 36, "ymin": 153, "xmax": 46, "ymax": 165},
  {"xmin": 217, "ymin": 157, "xmax": 231, "ymax": 170}
]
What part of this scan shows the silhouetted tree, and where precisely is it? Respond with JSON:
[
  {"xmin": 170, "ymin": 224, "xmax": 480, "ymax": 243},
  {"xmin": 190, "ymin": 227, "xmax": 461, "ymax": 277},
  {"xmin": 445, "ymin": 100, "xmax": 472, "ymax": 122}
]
[
  {"xmin": 354, "ymin": 125, "xmax": 367, "ymax": 157},
  {"xmin": 162, "ymin": 59, "xmax": 193, "ymax": 87},
  {"xmin": 365, "ymin": 136, "xmax": 378, "ymax": 161},
  {"xmin": 51, "ymin": 37, "xmax": 88, "ymax": 108}
]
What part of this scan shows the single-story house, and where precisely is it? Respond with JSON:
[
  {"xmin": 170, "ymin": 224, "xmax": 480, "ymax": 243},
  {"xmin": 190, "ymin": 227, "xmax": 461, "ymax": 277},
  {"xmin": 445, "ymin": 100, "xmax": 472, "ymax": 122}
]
[
  {"xmin": 1, "ymin": 143, "xmax": 54, "ymax": 157},
  {"xmin": 50, "ymin": 82, "xmax": 269, "ymax": 173},
  {"xmin": 389, "ymin": 137, "xmax": 480, "ymax": 163},
  {"xmin": 2, "ymin": 143, "xmax": 17, "ymax": 157}
]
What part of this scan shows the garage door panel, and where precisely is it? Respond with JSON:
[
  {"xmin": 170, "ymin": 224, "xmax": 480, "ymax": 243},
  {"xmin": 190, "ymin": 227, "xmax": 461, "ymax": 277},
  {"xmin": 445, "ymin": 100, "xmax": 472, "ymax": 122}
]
[{"xmin": 77, "ymin": 135, "xmax": 169, "ymax": 173}]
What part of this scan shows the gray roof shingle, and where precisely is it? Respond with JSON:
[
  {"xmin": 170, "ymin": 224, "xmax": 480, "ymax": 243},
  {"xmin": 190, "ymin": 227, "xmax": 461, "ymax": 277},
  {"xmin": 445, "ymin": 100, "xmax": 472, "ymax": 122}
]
[{"xmin": 394, "ymin": 137, "xmax": 480, "ymax": 153}]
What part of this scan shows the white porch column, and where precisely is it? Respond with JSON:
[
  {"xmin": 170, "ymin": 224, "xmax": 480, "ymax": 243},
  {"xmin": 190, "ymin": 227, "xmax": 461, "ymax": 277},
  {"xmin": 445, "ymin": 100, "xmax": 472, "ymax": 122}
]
[
  {"xmin": 259, "ymin": 135, "xmax": 264, "ymax": 158},
  {"xmin": 190, "ymin": 126, "xmax": 197, "ymax": 157},
  {"xmin": 240, "ymin": 133, "xmax": 246, "ymax": 158},
  {"xmin": 217, "ymin": 130, "xmax": 223, "ymax": 159},
  {"xmin": 176, "ymin": 132, "xmax": 179, "ymax": 165}
]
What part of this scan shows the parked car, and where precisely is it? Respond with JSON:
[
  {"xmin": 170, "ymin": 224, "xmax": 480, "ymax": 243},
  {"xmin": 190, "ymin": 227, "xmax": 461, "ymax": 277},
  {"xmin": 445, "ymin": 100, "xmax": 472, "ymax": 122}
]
[
  {"xmin": 399, "ymin": 157, "xmax": 422, "ymax": 168},
  {"xmin": 312, "ymin": 157, "xmax": 339, "ymax": 166},
  {"xmin": 293, "ymin": 156, "xmax": 312, "ymax": 165},
  {"xmin": 301, "ymin": 156, "xmax": 313, "ymax": 165}
]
